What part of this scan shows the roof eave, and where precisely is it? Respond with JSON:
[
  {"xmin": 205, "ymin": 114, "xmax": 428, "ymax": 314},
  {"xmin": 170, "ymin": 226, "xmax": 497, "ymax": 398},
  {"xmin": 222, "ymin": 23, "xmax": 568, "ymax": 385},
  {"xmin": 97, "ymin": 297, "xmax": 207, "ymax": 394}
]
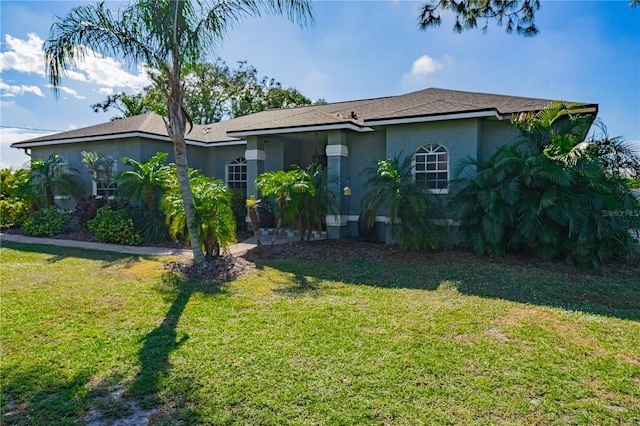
[
  {"xmin": 10, "ymin": 131, "xmax": 245, "ymax": 149},
  {"xmin": 227, "ymin": 122, "xmax": 374, "ymax": 137},
  {"xmin": 497, "ymin": 104, "xmax": 599, "ymax": 120},
  {"xmin": 365, "ymin": 110, "xmax": 502, "ymax": 126}
]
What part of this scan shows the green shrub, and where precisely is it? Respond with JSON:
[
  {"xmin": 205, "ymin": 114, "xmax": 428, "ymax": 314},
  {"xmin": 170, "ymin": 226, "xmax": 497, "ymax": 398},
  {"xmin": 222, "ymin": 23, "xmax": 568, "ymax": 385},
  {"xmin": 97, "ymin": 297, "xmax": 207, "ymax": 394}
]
[
  {"xmin": 450, "ymin": 103, "xmax": 640, "ymax": 268},
  {"xmin": 73, "ymin": 196, "xmax": 109, "ymax": 232},
  {"xmin": 361, "ymin": 155, "xmax": 445, "ymax": 251},
  {"xmin": 0, "ymin": 199, "xmax": 30, "ymax": 228},
  {"xmin": 230, "ymin": 189, "xmax": 248, "ymax": 232},
  {"xmin": 88, "ymin": 206, "xmax": 142, "ymax": 246},
  {"xmin": 162, "ymin": 172, "xmax": 236, "ymax": 258},
  {"xmin": 129, "ymin": 206, "xmax": 169, "ymax": 244},
  {"xmin": 21, "ymin": 208, "xmax": 72, "ymax": 237}
]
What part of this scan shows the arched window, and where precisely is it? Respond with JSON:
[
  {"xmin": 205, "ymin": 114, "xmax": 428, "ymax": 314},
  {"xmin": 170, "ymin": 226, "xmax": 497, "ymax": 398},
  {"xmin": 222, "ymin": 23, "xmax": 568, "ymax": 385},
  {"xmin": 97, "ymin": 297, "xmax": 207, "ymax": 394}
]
[
  {"xmin": 227, "ymin": 157, "xmax": 247, "ymax": 191},
  {"xmin": 414, "ymin": 143, "xmax": 449, "ymax": 193}
]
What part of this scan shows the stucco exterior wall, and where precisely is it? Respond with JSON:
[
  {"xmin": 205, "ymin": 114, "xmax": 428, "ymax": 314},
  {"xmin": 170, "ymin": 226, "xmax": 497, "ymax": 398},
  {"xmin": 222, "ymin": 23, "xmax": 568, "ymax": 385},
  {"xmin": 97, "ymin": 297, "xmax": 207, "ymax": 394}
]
[
  {"xmin": 386, "ymin": 118, "xmax": 481, "ymax": 176},
  {"xmin": 28, "ymin": 137, "xmax": 243, "ymax": 205},
  {"xmin": 479, "ymin": 119, "xmax": 523, "ymax": 163},
  {"xmin": 139, "ymin": 139, "xmax": 175, "ymax": 163},
  {"xmin": 30, "ymin": 137, "xmax": 147, "ymax": 201},
  {"xmin": 344, "ymin": 129, "xmax": 386, "ymax": 215},
  {"xmin": 198, "ymin": 144, "xmax": 246, "ymax": 181}
]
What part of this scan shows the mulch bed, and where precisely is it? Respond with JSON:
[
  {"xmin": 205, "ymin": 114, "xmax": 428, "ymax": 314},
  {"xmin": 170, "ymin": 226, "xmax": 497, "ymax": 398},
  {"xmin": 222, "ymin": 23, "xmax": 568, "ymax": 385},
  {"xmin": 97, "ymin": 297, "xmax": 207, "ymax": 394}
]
[{"xmin": 163, "ymin": 239, "xmax": 640, "ymax": 283}]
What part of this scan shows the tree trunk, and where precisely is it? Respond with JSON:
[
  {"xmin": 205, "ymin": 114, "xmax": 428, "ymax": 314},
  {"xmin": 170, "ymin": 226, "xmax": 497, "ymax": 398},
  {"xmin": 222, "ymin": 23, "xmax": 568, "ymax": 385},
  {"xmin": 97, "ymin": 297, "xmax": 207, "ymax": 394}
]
[
  {"xmin": 165, "ymin": 64, "xmax": 206, "ymax": 264},
  {"xmin": 247, "ymin": 205, "xmax": 262, "ymax": 246},
  {"xmin": 271, "ymin": 196, "xmax": 287, "ymax": 246},
  {"xmin": 45, "ymin": 184, "xmax": 54, "ymax": 207},
  {"xmin": 271, "ymin": 214, "xmax": 283, "ymax": 246},
  {"xmin": 145, "ymin": 186, "xmax": 156, "ymax": 214}
]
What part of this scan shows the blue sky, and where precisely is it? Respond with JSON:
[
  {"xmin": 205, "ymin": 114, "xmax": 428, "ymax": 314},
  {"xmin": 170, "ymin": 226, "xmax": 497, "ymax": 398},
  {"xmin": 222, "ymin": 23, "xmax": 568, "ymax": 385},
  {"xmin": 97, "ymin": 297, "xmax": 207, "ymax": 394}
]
[{"xmin": 1, "ymin": 0, "xmax": 639, "ymax": 168}]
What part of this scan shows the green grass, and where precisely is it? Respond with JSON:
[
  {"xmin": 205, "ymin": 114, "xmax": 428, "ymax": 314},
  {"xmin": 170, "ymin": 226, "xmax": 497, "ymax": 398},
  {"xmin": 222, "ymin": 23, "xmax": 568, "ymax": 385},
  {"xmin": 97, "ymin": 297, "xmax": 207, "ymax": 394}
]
[{"xmin": 1, "ymin": 242, "xmax": 639, "ymax": 425}]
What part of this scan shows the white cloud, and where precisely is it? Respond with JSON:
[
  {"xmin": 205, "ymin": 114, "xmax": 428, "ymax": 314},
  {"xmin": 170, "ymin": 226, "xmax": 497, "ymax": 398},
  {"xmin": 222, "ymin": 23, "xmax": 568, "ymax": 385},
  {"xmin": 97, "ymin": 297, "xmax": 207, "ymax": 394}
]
[
  {"xmin": 45, "ymin": 84, "xmax": 86, "ymax": 99},
  {"xmin": 0, "ymin": 33, "xmax": 45, "ymax": 75},
  {"xmin": 0, "ymin": 33, "xmax": 151, "ymax": 94},
  {"xmin": 401, "ymin": 54, "xmax": 454, "ymax": 86},
  {"xmin": 0, "ymin": 127, "xmax": 55, "ymax": 169},
  {"xmin": 0, "ymin": 80, "xmax": 44, "ymax": 97},
  {"xmin": 74, "ymin": 52, "xmax": 152, "ymax": 92},
  {"xmin": 411, "ymin": 55, "xmax": 444, "ymax": 77}
]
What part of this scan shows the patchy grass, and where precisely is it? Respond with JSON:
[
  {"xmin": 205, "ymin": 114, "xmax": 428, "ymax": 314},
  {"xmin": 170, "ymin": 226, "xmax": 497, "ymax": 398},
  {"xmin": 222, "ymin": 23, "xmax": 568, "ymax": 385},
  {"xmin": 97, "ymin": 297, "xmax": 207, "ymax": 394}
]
[{"xmin": 1, "ymin": 241, "xmax": 639, "ymax": 425}]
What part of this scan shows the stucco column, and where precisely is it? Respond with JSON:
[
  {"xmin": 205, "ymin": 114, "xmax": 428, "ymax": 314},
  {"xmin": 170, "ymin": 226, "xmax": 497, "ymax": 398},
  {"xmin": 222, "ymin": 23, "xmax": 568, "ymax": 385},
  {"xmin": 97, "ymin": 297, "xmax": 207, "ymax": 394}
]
[
  {"xmin": 245, "ymin": 136, "xmax": 265, "ymax": 197},
  {"xmin": 325, "ymin": 129, "xmax": 349, "ymax": 239}
]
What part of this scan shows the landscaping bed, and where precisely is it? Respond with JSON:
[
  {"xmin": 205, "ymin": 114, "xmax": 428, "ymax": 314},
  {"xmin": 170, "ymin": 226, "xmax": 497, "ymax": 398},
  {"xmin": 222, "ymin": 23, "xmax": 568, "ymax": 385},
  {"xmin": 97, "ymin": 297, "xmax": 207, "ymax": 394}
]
[{"xmin": 166, "ymin": 238, "xmax": 640, "ymax": 283}]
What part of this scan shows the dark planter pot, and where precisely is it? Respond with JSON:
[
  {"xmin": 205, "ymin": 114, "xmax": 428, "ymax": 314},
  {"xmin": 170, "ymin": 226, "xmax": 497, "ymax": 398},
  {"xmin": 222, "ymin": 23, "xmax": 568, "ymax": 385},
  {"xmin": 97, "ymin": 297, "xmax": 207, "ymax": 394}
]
[
  {"xmin": 257, "ymin": 206, "xmax": 275, "ymax": 229},
  {"xmin": 357, "ymin": 210, "xmax": 375, "ymax": 242}
]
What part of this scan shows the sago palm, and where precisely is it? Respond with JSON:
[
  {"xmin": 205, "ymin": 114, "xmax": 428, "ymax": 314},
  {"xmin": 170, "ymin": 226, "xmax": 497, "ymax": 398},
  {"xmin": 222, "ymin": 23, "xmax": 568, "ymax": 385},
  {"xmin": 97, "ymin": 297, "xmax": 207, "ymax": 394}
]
[
  {"xmin": 254, "ymin": 168, "xmax": 315, "ymax": 246},
  {"xmin": 284, "ymin": 163, "xmax": 334, "ymax": 241},
  {"xmin": 361, "ymin": 154, "xmax": 444, "ymax": 251},
  {"xmin": 116, "ymin": 152, "xmax": 173, "ymax": 214},
  {"xmin": 25, "ymin": 154, "xmax": 82, "ymax": 210},
  {"xmin": 245, "ymin": 195, "xmax": 262, "ymax": 246},
  {"xmin": 45, "ymin": 0, "xmax": 314, "ymax": 263}
]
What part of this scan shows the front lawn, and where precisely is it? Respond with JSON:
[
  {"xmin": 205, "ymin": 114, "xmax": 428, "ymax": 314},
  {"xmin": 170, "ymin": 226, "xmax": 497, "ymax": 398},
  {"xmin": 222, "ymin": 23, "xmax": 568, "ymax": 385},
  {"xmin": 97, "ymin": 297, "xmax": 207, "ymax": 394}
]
[{"xmin": 1, "ymin": 242, "xmax": 639, "ymax": 425}]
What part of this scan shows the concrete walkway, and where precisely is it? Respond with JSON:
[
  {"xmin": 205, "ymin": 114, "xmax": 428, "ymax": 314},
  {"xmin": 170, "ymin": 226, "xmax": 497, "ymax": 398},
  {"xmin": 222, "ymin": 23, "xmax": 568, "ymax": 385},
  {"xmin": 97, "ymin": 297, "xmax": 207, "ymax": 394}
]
[{"xmin": 0, "ymin": 232, "xmax": 299, "ymax": 257}]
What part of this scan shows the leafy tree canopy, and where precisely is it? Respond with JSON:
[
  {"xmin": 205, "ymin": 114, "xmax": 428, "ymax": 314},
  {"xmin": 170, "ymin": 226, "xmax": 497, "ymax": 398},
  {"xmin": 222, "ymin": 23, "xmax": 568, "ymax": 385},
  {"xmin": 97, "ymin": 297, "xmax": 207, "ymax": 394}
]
[
  {"xmin": 92, "ymin": 59, "xmax": 324, "ymax": 123},
  {"xmin": 418, "ymin": 0, "xmax": 639, "ymax": 36}
]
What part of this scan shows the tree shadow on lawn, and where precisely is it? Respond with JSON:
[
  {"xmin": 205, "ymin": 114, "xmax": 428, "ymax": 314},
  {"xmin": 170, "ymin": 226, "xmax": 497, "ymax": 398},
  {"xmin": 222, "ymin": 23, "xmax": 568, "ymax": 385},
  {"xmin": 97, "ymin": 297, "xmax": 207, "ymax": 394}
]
[
  {"xmin": 260, "ymin": 256, "xmax": 640, "ymax": 322},
  {"xmin": 1, "ymin": 241, "xmax": 161, "ymax": 268},
  {"xmin": 125, "ymin": 272, "xmax": 225, "ymax": 423},
  {"xmin": 1, "ymin": 366, "xmax": 96, "ymax": 425}
]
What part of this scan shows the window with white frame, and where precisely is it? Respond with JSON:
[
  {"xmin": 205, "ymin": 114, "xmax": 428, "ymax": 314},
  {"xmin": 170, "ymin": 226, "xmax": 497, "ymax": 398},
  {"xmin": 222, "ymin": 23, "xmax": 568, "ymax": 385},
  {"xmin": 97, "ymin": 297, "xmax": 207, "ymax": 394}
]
[
  {"xmin": 94, "ymin": 179, "xmax": 118, "ymax": 199},
  {"xmin": 92, "ymin": 158, "xmax": 117, "ymax": 199},
  {"xmin": 413, "ymin": 143, "xmax": 449, "ymax": 193},
  {"xmin": 51, "ymin": 159, "xmax": 72, "ymax": 200},
  {"xmin": 227, "ymin": 157, "xmax": 247, "ymax": 191}
]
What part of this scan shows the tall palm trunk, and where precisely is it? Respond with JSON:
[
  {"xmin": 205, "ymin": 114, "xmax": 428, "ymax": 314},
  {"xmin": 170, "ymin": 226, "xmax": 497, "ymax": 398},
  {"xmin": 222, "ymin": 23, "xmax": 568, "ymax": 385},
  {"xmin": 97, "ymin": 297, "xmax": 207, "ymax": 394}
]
[
  {"xmin": 165, "ymin": 59, "xmax": 206, "ymax": 263},
  {"xmin": 246, "ymin": 196, "xmax": 262, "ymax": 246},
  {"xmin": 271, "ymin": 195, "xmax": 287, "ymax": 246},
  {"xmin": 145, "ymin": 186, "xmax": 157, "ymax": 214}
]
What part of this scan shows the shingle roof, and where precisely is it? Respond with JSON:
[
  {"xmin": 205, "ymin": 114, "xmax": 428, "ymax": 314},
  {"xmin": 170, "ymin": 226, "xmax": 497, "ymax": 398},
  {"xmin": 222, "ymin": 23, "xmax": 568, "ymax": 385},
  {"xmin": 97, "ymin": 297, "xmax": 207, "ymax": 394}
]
[
  {"xmin": 11, "ymin": 113, "xmax": 241, "ymax": 147},
  {"xmin": 12, "ymin": 88, "xmax": 597, "ymax": 148},
  {"xmin": 226, "ymin": 87, "xmax": 596, "ymax": 133}
]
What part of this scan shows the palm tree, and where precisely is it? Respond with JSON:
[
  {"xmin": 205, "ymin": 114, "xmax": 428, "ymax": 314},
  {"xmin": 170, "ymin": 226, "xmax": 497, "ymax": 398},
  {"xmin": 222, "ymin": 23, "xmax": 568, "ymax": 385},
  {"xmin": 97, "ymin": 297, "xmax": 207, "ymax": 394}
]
[
  {"xmin": 286, "ymin": 163, "xmax": 335, "ymax": 241},
  {"xmin": 44, "ymin": 0, "xmax": 314, "ymax": 263},
  {"xmin": 254, "ymin": 168, "xmax": 315, "ymax": 246},
  {"xmin": 25, "ymin": 154, "xmax": 82, "ymax": 211},
  {"xmin": 162, "ymin": 172, "xmax": 236, "ymax": 259},
  {"xmin": 116, "ymin": 152, "xmax": 173, "ymax": 214},
  {"xmin": 451, "ymin": 101, "xmax": 639, "ymax": 267},
  {"xmin": 361, "ymin": 154, "xmax": 444, "ymax": 251},
  {"xmin": 245, "ymin": 195, "xmax": 262, "ymax": 246},
  {"xmin": 515, "ymin": 100, "xmax": 595, "ymax": 165}
]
